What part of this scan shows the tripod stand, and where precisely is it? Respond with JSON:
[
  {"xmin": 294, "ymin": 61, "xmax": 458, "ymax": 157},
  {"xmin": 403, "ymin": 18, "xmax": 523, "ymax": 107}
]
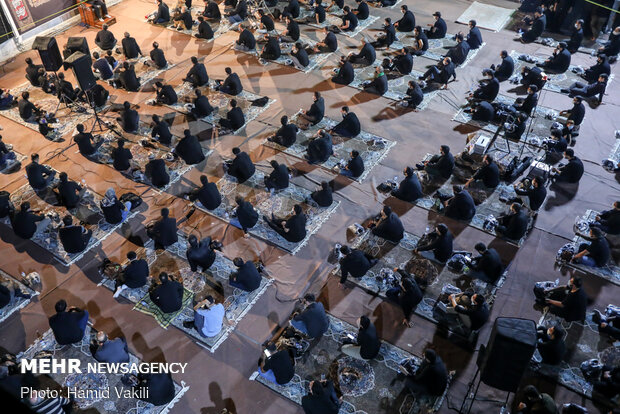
[{"xmin": 85, "ymin": 88, "xmax": 123, "ymax": 138}]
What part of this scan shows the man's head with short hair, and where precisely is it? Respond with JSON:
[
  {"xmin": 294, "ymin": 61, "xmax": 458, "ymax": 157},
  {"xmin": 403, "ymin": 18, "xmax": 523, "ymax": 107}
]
[
  {"xmin": 161, "ymin": 208, "xmax": 169, "ymax": 217},
  {"xmin": 21, "ymin": 202, "xmax": 30, "ymax": 212},
  {"xmin": 127, "ymin": 251, "xmax": 137, "ymax": 260},
  {"xmin": 22, "ymin": 91, "xmax": 30, "ymax": 100},
  {"xmin": 76, "ymin": 124, "xmax": 85, "ymax": 133},
  {"xmin": 233, "ymin": 257, "xmax": 244, "ymax": 267},
  {"xmin": 304, "ymin": 293, "xmax": 315, "ymax": 302},
  {"xmin": 474, "ymin": 242, "xmax": 487, "ymax": 253},
  {"xmin": 424, "ymin": 349, "xmax": 436, "ymax": 362},
  {"xmin": 123, "ymin": 101, "xmax": 131, "ymax": 110},
  {"xmin": 59, "ymin": 172, "xmax": 68, "ymax": 182},
  {"xmin": 93, "ymin": 52, "xmax": 100, "ymax": 59},
  {"xmin": 232, "ymin": 147, "xmax": 240, "ymax": 155},
  {"xmin": 159, "ymin": 272, "xmax": 169, "ymax": 283},
  {"xmin": 153, "ymin": 42, "xmax": 159, "ymax": 49},
  {"xmin": 103, "ymin": 24, "xmax": 109, "ymax": 30},
  {"xmin": 191, "ymin": 56, "xmax": 198, "ymax": 64},
  {"xmin": 564, "ymin": 148, "xmax": 575, "ymax": 158},
  {"xmin": 188, "ymin": 234, "xmax": 198, "ymax": 247},
  {"xmin": 63, "ymin": 215, "xmax": 73, "ymax": 226},
  {"xmin": 359, "ymin": 315, "xmax": 370, "ymax": 329},
  {"xmin": 281, "ymin": 115, "xmax": 288, "ymax": 125},
  {"xmin": 469, "ymin": 20, "xmax": 476, "ymax": 28},
  {"xmin": 25, "ymin": 57, "xmax": 33, "ymax": 65},
  {"xmin": 31, "ymin": 153, "xmax": 39, "ymax": 162},
  {"xmin": 200, "ymin": 175, "xmax": 209, "ymax": 185},
  {"xmin": 230, "ymin": 99, "xmax": 237, "ymax": 108},
  {"xmin": 55, "ymin": 299, "xmax": 67, "ymax": 313},
  {"xmin": 294, "ymin": 204, "xmax": 303, "ymax": 215},
  {"xmin": 96, "ymin": 331, "xmax": 108, "ymax": 343}
]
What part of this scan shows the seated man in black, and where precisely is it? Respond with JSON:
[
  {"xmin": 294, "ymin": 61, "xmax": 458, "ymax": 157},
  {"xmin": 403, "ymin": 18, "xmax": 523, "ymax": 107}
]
[
  {"xmin": 394, "ymin": 5, "xmax": 415, "ymax": 32},
  {"xmin": 495, "ymin": 203, "xmax": 529, "ymax": 241},
  {"xmin": 225, "ymin": 147, "xmax": 255, "ymax": 183},
  {"xmin": 11, "ymin": 202, "xmax": 45, "ymax": 240},
  {"xmin": 279, "ymin": 16, "xmax": 300, "ymax": 43},
  {"xmin": 258, "ymin": 343, "xmax": 296, "ymax": 385},
  {"xmin": 363, "ymin": 66, "xmax": 388, "ymax": 96},
  {"xmin": 89, "ymin": 83, "xmax": 109, "ymax": 107},
  {"xmin": 592, "ymin": 365, "xmax": 620, "ymax": 399},
  {"xmin": 339, "ymin": 6, "xmax": 358, "ymax": 32},
  {"xmin": 216, "ymin": 67, "xmax": 243, "ymax": 95},
  {"xmin": 147, "ymin": 208, "xmax": 178, "ymax": 248},
  {"xmin": 59, "ymin": 215, "xmax": 92, "ymax": 254},
  {"xmin": 154, "ymin": 81, "xmax": 177, "ymax": 105},
  {"xmin": 189, "ymin": 89, "xmax": 215, "ymax": 119},
  {"xmin": 148, "ymin": 42, "xmax": 167, "ymax": 69},
  {"xmin": 518, "ymin": 7, "xmax": 545, "ymax": 43},
  {"xmin": 353, "ymin": 0, "xmax": 369, "ymax": 20},
  {"xmin": 149, "ymin": 0, "xmax": 170, "ymax": 23},
  {"xmin": 150, "ymin": 272, "xmax": 184, "ymax": 313},
  {"xmin": 392, "ymin": 166, "xmax": 422, "ymax": 203},
  {"xmin": 134, "ymin": 372, "xmax": 176, "ymax": 406},
  {"xmin": 88, "ymin": 0, "xmax": 110, "ymax": 21},
  {"xmin": 449, "ymin": 292, "xmax": 489, "ymax": 331},
  {"xmin": 515, "ymin": 385, "xmax": 557, "ymax": 414},
  {"xmin": 446, "ymin": 34, "xmax": 470, "ymax": 66},
  {"xmin": 184, "ymin": 56, "xmax": 209, "ymax": 87},
  {"xmin": 196, "ymin": 16, "xmax": 214, "ymax": 39},
  {"xmin": 416, "ymin": 223, "xmax": 453, "ymax": 263},
  {"xmin": 111, "ymin": 140, "xmax": 133, "ymax": 171},
  {"xmin": 149, "ymin": 115, "xmax": 172, "ymax": 146},
  {"xmin": 465, "ymin": 154, "xmax": 500, "ymax": 189},
  {"xmin": 95, "ymin": 24, "xmax": 117, "ymax": 50},
  {"xmin": 582, "ymin": 54, "xmax": 610, "ymax": 84},
  {"xmin": 118, "ymin": 101, "xmax": 139, "ymax": 133},
  {"xmin": 174, "ymin": 129, "xmax": 204, "ymax": 165},
  {"xmin": 186, "ymin": 234, "xmax": 217, "ymax": 272},
  {"xmin": 425, "ymin": 11, "xmax": 447, "ymax": 39},
  {"xmin": 591, "ymin": 201, "xmax": 620, "ymax": 235},
  {"xmin": 442, "ymin": 185, "xmax": 476, "ymax": 221},
  {"xmin": 339, "ymin": 150, "xmax": 364, "ymax": 179},
  {"xmin": 420, "ymin": 57, "xmax": 455, "ymax": 89},
  {"xmin": 371, "ymin": 205, "xmax": 404, "ymax": 243},
  {"xmin": 469, "ymin": 69, "xmax": 500, "ymax": 102},
  {"xmin": 544, "ymin": 276, "xmax": 587, "ymax": 322},
  {"xmin": 305, "ymin": 130, "xmax": 333, "ymax": 164},
  {"xmin": 234, "ymin": 24, "xmax": 256, "ymax": 51},
  {"xmin": 290, "ymin": 42, "xmax": 309, "ymax": 70},
  {"xmin": 331, "ymin": 56, "xmax": 355, "ymax": 85},
  {"xmin": 48, "ymin": 299, "xmax": 89, "ymax": 345},
  {"xmin": 520, "ymin": 65, "xmax": 545, "ymax": 90},
  {"xmin": 409, "ymin": 26, "xmax": 429, "ymax": 56},
  {"xmin": 229, "ymin": 257, "xmax": 261, "ymax": 292},
  {"xmin": 503, "ymin": 112, "xmax": 527, "ymax": 141},
  {"xmin": 403, "ymin": 349, "xmax": 449, "ymax": 396},
  {"xmin": 173, "ymin": 6, "xmax": 193, "ymax": 31},
  {"xmin": 301, "ymin": 379, "xmax": 340, "ymax": 414},
  {"xmin": 231, "ymin": 196, "xmax": 259, "ymax": 235},
  {"xmin": 465, "ymin": 19, "xmax": 483, "ymax": 49},
  {"xmin": 290, "ymin": 293, "xmax": 329, "ymax": 338},
  {"xmin": 536, "ymin": 42, "xmax": 571, "ymax": 74},
  {"xmin": 144, "ymin": 157, "xmax": 170, "ymax": 188},
  {"xmin": 262, "ymin": 161, "xmax": 288, "ymax": 193},
  {"xmin": 338, "ymin": 245, "xmax": 377, "ymax": 286},
  {"xmin": 73, "ymin": 124, "xmax": 103, "ymax": 157},
  {"xmin": 260, "ymin": 35, "xmax": 281, "ymax": 61},
  {"xmin": 268, "ymin": 116, "xmax": 298, "ymax": 147},
  {"xmin": 219, "ymin": 99, "xmax": 245, "ymax": 131},
  {"xmin": 572, "ymin": 227, "xmax": 611, "ymax": 268},
  {"xmin": 386, "ymin": 48, "xmax": 413, "ymax": 76},
  {"xmin": 386, "ymin": 271, "xmax": 423, "ymax": 326},
  {"xmin": 26, "ymin": 153, "xmax": 56, "ymax": 190},
  {"xmin": 18, "ymin": 91, "xmax": 40, "ymax": 122},
  {"xmin": 551, "ymin": 149, "xmax": 583, "ymax": 183},
  {"xmin": 24, "ymin": 57, "xmax": 43, "ymax": 86},
  {"xmin": 372, "ymin": 18, "xmax": 396, "ymax": 49},
  {"xmin": 202, "ymin": 0, "xmax": 221, "ymax": 19},
  {"xmin": 117, "ymin": 62, "xmax": 140, "ymax": 92},
  {"xmin": 121, "ymin": 32, "xmax": 142, "ymax": 59},
  {"xmin": 491, "ymin": 50, "xmax": 514, "ymax": 82},
  {"xmin": 309, "ymin": 181, "xmax": 333, "ymax": 207},
  {"xmin": 264, "ymin": 204, "xmax": 307, "ymax": 243},
  {"xmin": 467, "ymin": 243, "xmax": 503, "ymax": 284},
  {"xmin": 562, "ymin": 73, "xmax": 608, "ymax": 105},
  {"xmin": 188, "ymin": 175, "xmax": 221, "ymax": 210},
  {"xmin": 401, "ymin": 80, "xmax": 424, "ymax": 109},
  {"xmin": 417, "ymin": 145, "xmax": 454, "ymax": 180},
  {"xmin": 313, "ymin": 27, "xmax": 338, "ymax": 54},
  {"xmin": 331, "ymin": 106, "xmax": 360, "ymax": 138},
  {"xmin": 113, "ymin": 251, "xmax": 149, "ymax": 297},
  {"xmin": 56, "ymin": 172, "xmax": 83, "ymax": 209},
  {"xmin": 348, "ymin": 38, "xmax": 375, "ymax": 66},
  {"xmin": 514, "ymin": 176, "xmax": 546, "ymax": 211},
  {"xmin": 55, "ymin": 73, "xmax": 81, "ymax": 103},
  {"xmin": 536, "ymin": 323, "xmax": 566, "ymax": 365},
  {"xmin": 470, "ymin": 100, "xmax": 495, "ymax": 122}
]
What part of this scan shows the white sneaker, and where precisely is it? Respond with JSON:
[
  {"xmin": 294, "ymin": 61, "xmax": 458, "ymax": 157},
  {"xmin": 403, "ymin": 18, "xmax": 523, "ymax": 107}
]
[{"xmin": 113, "ymin": 285, "xmax": 126, "ymax": 298}]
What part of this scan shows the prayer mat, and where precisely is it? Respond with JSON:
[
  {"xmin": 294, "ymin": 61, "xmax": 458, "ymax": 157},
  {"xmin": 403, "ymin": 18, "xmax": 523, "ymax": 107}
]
[
  {"xmin": 509, "ymin": 50, "xmax": 615, "ymax": 93},
  {"xmin": 253, "ymin": 313, "xmax": 450, "ymax": 413},
  {"xmin": 0, "ymin": 269, "xmax": 38, "ymax": 324},
  {"xmin": 165, "ymin": 83, "xmax": 275, "ymax": 136},
  {"xmin": 455, "ymin": 1, "xmax": 515, "ymax": 32},
  {"xmin": 452, "ymin": 94, "xmax": 560, "ymax": 148},
  {"xmin": 263, "ymin": 111, "xmax": 396, "ymax": 182},
  {"xmin": 556, "ymin": 210, "xmax": 620, "ymax": 286},
  {"xmin": 19, "ymin": 326, "xmax": 189, "ymax": 413},
  {"xmin": 368, "ymin": 0, "xmax": 403, "ymax": 9},
  {"xmin": 606, "ymin": 135, "xmax": 620, "ymax": 167},
  {"xmin": 95, "ymin": 130, "xmax": 212, "ymax": 192},
  {"xmin": 200, "ymin": 169, "xmax": 340, "ymax": 254},
  {"xmin": 333, "ymin": 230, "xmax": 507, "ymax": 326},
  {"xmin": 531, "ymin": 311, "xmax": 619, "ymax": 399},
  {"xmin": 0, "ymin": 148, "xmax": 26, "ymax": 174},
  {"xmin": 99, "ymin": 234, "xmax": 272, "ymax": 352},
  {"xmin": 535, "ymin": 37, "xmax": 600, "ymax": 56},
  {"xmin": 389, "ymin": 35, "xmax": 486, "ymax": 68},
  {"xmin": 0, "ymin": 83, "xmax": 95, "ymax": 142},
  {"xmin": 0, "ymin": 180, "xmax": 138, "ymax": 266},
  {"xmin": 504, "ymin": 10, "xmax": 530, "ymax": 34},
  {"xmin": 308, "ymin": 13, "xmax": 379, "ymax": 38},
  {"xmin": 133, "ymin": 285, "xmax": 194, "ymax": 329},
  {"xmin": 160, "ymin": 11, "xmax": 231, "ymax": 42}
]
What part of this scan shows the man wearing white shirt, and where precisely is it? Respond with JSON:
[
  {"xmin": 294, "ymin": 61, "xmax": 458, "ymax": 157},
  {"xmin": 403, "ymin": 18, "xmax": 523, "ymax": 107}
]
[{"xmin": 184, "ymin": 295, "xmax": 225, "ymax": 337}]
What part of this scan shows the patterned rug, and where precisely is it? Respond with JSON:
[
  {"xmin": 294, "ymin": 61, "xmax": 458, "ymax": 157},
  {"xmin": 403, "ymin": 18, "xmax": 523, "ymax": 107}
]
[
  {"xmin": 308, "ymin": 13, "xmax": 379, "ymax": 38},
  {"xmin": 332, "ymin": 230, "xmax": 507, "ymax": 327},
  {"xmin": 369, "ymin": 0, "xmax": 403, "ymax": 9},
  {"xmin": 253, "ymin": 313, "xmax": 450, "ymax": 413},
  {"xmin": 531, "ymin": 311, "xmax": 619, "ymax": 399},
  {"xmin": 455, "ymin": 1, "xmax": 515, "ymax": 32},
  {"xmin": 199, "ymin": 170, "xmax": 340, "ymax": 254},
  {"xmin": 509, "ymin": 50, "xmax": 616, "ymax": 93},
  {"xmin": 452, "ymin": 94, "xmax": 559, "ymax": 148},
  {"xmin": 263, "ymin": 111, "xmax": 395, "ymax": 182},
  {"xmin": 0, "ymin": 270, "xmax": 38, "ymax": 324},
  {"xmin": 556, "ymin": 210, "xmax": 620, "ymax": 286},
  {"xmin": 0, "ymin": 83, "xmax": 95, "ymax": 142},
  {"xmin": 99, "ymin": 233, "xmax": 272, "ymax": 351},
  {"xmin": 606, "ymin": 135, "xmax": 620, "ymax": 166},
  {"xmin": 390, "ymin": 35, "xmax": 485, "ymax": 68},
  {"xmin": 18, "ymin": 326, "xmax": 189, "ymax": 413},
  {"xmin": 160, "ymin": 10, "xmax": 231, "ymax": 42},
  {"xmin": 164, "ymin": 83, "xmax": 275, "ymax": 136},
  {"xmin": 0, "ymin": 181, "xmax": 138, "ymax": 266}
]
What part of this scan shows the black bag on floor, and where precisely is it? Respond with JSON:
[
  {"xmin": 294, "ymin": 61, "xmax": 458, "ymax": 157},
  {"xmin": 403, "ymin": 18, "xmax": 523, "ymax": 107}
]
[
  {"xmin": 251, "ymin": 97, "xmax": 270, "ymax": 107},
  {"xmin": 120, "ymin": 192, "xmax": 143, "ymax": 210}
]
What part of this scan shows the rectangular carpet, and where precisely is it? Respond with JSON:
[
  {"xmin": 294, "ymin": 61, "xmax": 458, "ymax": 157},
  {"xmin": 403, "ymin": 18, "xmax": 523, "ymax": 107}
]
[
  {"xmin": 253, "ymin": 313, "xmax": 450, "ymax": 413},
  {"xmin": 456, "ymin": 1, "xmax": 515, "ymax": 32},
  {"xmin": 198, "ymin": 169, "xmax": 340, "ymax": 255},
  {"xmin": 0, "ymin": 269, "xmax": 38, "ymax": 324},
  {"xmin": 390, "ymin": 34, "xmax": 486, "ymax": 68},
  {"xmin": 308, "ymin": 13, "xmax": 380, "ymax": 38},
  {"xmin": 263, "ymin": 111, "xmax": 396, "ymax": 182},
  {"xmin": 607, "ymin": 136, "xmax": 620, "ymax": 166},
  {"xmin": 99, "ymin": 233, "xmax": 272, "ymax": 351},
  {"xmin": 18, "ymin": 326, "xmax": 189, "ymax": 413}
]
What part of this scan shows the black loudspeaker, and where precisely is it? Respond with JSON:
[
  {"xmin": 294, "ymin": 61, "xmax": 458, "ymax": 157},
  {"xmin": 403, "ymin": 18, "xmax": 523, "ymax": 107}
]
[
  {"xmin": 32, "ymin": 36, "xmax": 63, "ymax": 72},
  {"xmin": 64, "ymin": 37, "xmax": 91, "ymax": 61},
  {"xmin": 477, "ymin": 317, "xmax": 537, "ymax": 392},
  {"xmin": 64, "ymin": 52, "xmax": 97, "ymax": 91}
]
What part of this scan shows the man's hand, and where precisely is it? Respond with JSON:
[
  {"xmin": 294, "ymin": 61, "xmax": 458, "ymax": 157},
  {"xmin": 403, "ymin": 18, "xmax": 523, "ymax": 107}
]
[
  {"xmin": 402, "ymin": 319, "xmax": 413, "ymax": 327},
  {"xmin": 518, "ymin": 402, "xmax": 526, "ymax": 411}
]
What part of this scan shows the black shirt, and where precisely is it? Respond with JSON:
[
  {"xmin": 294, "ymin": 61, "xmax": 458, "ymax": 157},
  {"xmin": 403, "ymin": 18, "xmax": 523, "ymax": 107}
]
[
  {"xmin": 515, "ymin": 184, "xmax": 546, "ymax": 211},
  {"xmin": 346, "ymin": 155, "xmax": 364, "ymax": 177},
  {"xmin": 150, "ymin": 216, "xmax": 178, "ymax": 247},
  {"xmin": 473, "ymin": 162, "xmax": 500, "ymax": 188},
  {"xmin": 238, "ymin": 29, "xmax": 256, "ymax": 49},
  {"xmin": 187, "ymin": 63, "xmax": 209, "ymax": 86},
  {"xmin": 285, "ymin": 21, "xmax": 300, "ymax": 42},
  {"xmin": 566, "ymin": 102, "xmax": 585, "ymax": 126},
  {"xmin": 11, "ymin": 210, "xmax": 44, "ymax": 239},
  {"xmin": 49, "ymin": 310, "xmax": 87, "ymax": 345},
  {"xmin": 193, "ymin": 95, "xmax": 214, "ymax": 118},
  {"xmin": 197, "ymin": 182, "xmax": 221, "ymax": 210},
  {"xmin": 186, "ymin": 238, "xmax": 216, "ymax": 271},
  {"xmin": 456, "ymin": 298, "xmax": 489, "ymax": 331},
  {"xmin": 101, "ymin": 198, "xmax": 124, "ymax": 224},
  {"xmin": 267, "ymin": 163, "xmax": 290, "ymax": 189},
  {"xmin": 175, "ymin": 134, "xmax": 204, "ymax": 165},
  {"xmin": 311, "ymin": 186, "xmax": 332, "ymax": 207},
  {"xmin": 263, "ymin": 349, "xmax": 295, "ymax": 385},
  {"xmin": 293, "ymin": 48, "xmax": 309, "ymax": 67},
  {"xmin": 150, "ymin": 280, "xmax": 184, "ymax": 313},
  {"xmin": 261, "ymin": 15, "xmax": 275, "ymax": 31},
  {"xmin": 417, "ymin": 230, "xmax": 453, "ymax": 262},
  {"xmin": 411, "ymin": 356, "xmax": 449, "ymax": 395},
  {"xmin": 342, "ymin": 12, "xmax": 358, "ymax": 31},
  {"xmin": 314, "ymin": 4, "xmax": 326, "ymax": 23},
  {"xmin": 57, "ymin": 180, "xmax": 81, "ymax": 208},
  {"xmin": 355, "ymin": 1, "xmax": 369, "ymax": 19},
  {"xmin": 323, "ymin": 32, "xmax": 337, "ymax": 52},
  {"xmin": 357, "ymin": 323, "xmax": 380, "ymax": 359},
  {"xmin": 494, "ymin": 56, "xmax": 514, "ymax": 80},
  {"xmin": 146, "ymin": 159, "xmax": 170, "ymax": 188},
  {"xmin": 472, "ymin": 248, "xmax": 503, "ymax": 282},
  {"xmin": 393, "ymin": 175, "xmax": 422, "ymax": 202},
  {"xmin": 427, "ymin": 152, "xmax": 454, "ymax": 178},
  {"xmin": 233, "ymin": 261, "xmax": 261, "ymax": 291},
  {"xmin": 121, "ymin": 108, "xmax": 140, "ymax": 132},
  {"xmin": 293, "ymin": 302, "xmax": 329, "ymax": 338},
  {"xmin": 275, "ymin": 124, "xmax": 298, "ymax": 147},
  {"xmin": 225, "ymin": 107, "xmax": 245, "ymax": 130},
  {"xmin": 498, "ymin": 211, "xmax": 528, "ymax": 240},
  {"xmin": 306, "ymin": 98, "xmax": 325, "ymax": 123},
  {"xmin": 262, "ymin": 37, "xmax": 281, "ymax": 60},
  {"xmin": 74, "ymin": 132, "xmax": 97, "ymax": 156},
  {"xmin": 18, "ymin": 99, "xmax": 36, "ymax": 120},
  {"xmin": 599, "ymin": 209, "xmax": 620, "ymax": 234},
  {"xmin": 560, "ymin": 288, "xmax": 587, "ymax": 322},
  {"xmin": 586, "ymin": 237, "xmax": 611, "ymax": 266},
  {"xmin": 150, "ymin": 48, "xmax": 167, "ymax": 68},
  {"xmin": 397, "ymin": 11, "xmax": 415, "ymax": 32},
  {"xmin": 95, "ymin": 29, "xmax": 116, "ymax": 50},
  {"xmin": 372, "ymin": 212, "xmax": 404, "ymax": 243},
  {"xmin": 119, "ymin": 67, "xmax": 140, "ymax": 92},
  {"xmin": 151, "ymin": 120, "xmax": 173, "ymax": 145},
  {"xmin": 222, "ymin": 73, "xmax": 243, "ymax": 95},
  {"xmin": 121, "ymin": 37, "xmax": 142, "ymax": 59},
  {"xmin": 334, "ymin": 112, "xmax": 361, "ymax": 137},
  {"xmin": 235, "ymin": 200, "xmax": 258, "ymax": 231},
  {"xmin": 393, "ymin": 53, "xmax": 413, "ymax": 75},
  {"xmin": 197, "ymin": 21, "xmax": 214, "ymax": 39},
  {"xmin": 112, "ymin": 146, "xmax": 132, "ymax": 170},
  {"xmin": 334, "ymin": 61, "xmax": 354, "ymax": 84},
  {"xmin": 558, "ymin": 157, "xmax": 584, "ymax": 183},
  {"xmin": 307, "ymin": 134, "xmax": 333, "ymax": 163},
  {"xmin": 25, "ymin": 162, "xmax": 52, "ymax": 189},
  {"xmin": 123, "ymin": 259, "xmax": 149, "ymax": 288},
  {"xmin": 281, "ymin": 213, "xmax": 307, "ymax": 242},
  {"xmin": 157, "ymin": 85, "xmax": 177, "ymax": 105},
  {"xmin": 59, "ymin": 225, "xmax": 90, "ymax": 253},
  {"xmin": 340, "ymin": 249, "xmax": 372, "ymax": 283}
]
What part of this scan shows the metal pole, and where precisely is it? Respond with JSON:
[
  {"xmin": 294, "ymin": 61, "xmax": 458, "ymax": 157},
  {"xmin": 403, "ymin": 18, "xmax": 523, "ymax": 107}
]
[{"xmin": 0, "ymin": 0, "xmax": 23, "ymax": 47}]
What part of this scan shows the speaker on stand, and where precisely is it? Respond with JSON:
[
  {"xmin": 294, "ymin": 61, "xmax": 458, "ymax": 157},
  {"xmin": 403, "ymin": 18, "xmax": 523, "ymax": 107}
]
[
  {"xmin": 32, "ymin": 36, "xmax": 63, "ymax": 72},
  {"xmin": 63, "ymin": 37, "xmax": 91, "ymax": 66},
  {"xmin": 459, "ymin": 317, "xmax": 537, "ymax": 414}
]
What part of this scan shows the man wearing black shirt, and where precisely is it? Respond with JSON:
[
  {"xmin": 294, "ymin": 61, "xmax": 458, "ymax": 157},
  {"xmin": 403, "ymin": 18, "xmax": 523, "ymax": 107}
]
[
  {"xmin": 92, "ymin": 51, "xmax": 114, "ymax": 80},
  {"xmin": 353, "ymin": 0, "xmax": 369, "ymax": 20},
  {"xmin": 151, "ymin": 0, "xmax": 170, "ymax": 23},
  {"xmin": 552, "ymin": 149, "xmax": 583, "ymax": 183},
  {"xmin": 310, "ymin": 181, "xmax": 333, "ymax": 207},
  {"xmin": 186, "ymin": 235, "xmax": 217, "ymax": 272},
  {"xmin": 299, "ymin": 92, "xmax": 324, "ymax": 126},
  {"xmin": 410, "ymin": 26, "xmax": 429, "ymax": 56},
  {"xmin": 265, "ymin": 204, "xmax": 307, "ymax": 243},
  {"xmin": 258, "ymin": 345, "xmax": 295, "ymax": 385},
  {"xmin": 26, "ymin": 153, "xmax": 55, "ymax": 190},
  {"xmin": 403, "ymin": 349, "xmax": 449, "ymax": 396},
  {"xmin": 332, "ymin": 56, "xmax": 354, "ymax": 85},
  {"xmin": 231, "ymin": 196, "xmax": 258, "ymax": 234},
  {"xmin": 392, "ymin": 166, "xmax": 422, "ymax": 202},
  {"xmin": 173, "ymin": 6, "xmax": 193, "ymax": 30},
  {"xmin": 443, "ymin": 185, "xmax": 476, "ymax": 220},
  {"xmin": 227, "ymin": 0, "xmax": 248, "ymax": 23},
  {"xmin": 11, "ymin": 202, "xmax": 44, "ymax": 239},
  {"xmin": 468, "ymin": 243, "xmax": 503, "ymax": 283},
  {"xmin": 402, "ymin": 80, "xmax": 424, "ymax": 109},
  {"xmin": 196, "ymin": 16, "xmax": 214, "ymax": 39},
  {"xmin": 332, "ymin": 106, "xmax": 360, "ymax": 138},
  {"xmin": 235, "ymin": 25, "xmax": 256, "ymax": 51},
  {"xmin": 306, "ymin": 130, "xmax": 333, "ymax": 164},
  {"xmin": 388, "ymin": 48, "xmax": 413, "ymax": 75},
  {"xmin": 229, "ymin": 257, "xmax": 261, "ymax": 291},
  {"xmin": 582, "ymin": 54, "xmax": 611, "ymax": 84},
  {"xmin": 111, "ymin": 140, "xmax": 133, "ymax": 171},
  {"xmin": 348, "ymin": 38, "xmax": 375, "ymax": 65},
  {"xmin": 301, "ymin": 380, "xmax": 339, "ymax": 414},
  {"xmin": 280, "ymin": 16, "xmax": 300, "ymax": 43},
  {"xmin": 188, "ymin": 175, "xmax": 221, "ymax": 210},
  {"xmin": 202, "ymin": 0, "xmax": 221, "ymax": 20},
  {"xmin": 190, "ymin": 89, "xmax": 215, "ymax": 119},
  {"xmin": 450, "ymin": 292, "xmax": 489, "ymax": 331},
  {"xmin": 268, "ymin": 116, "xmax": 298, "ymax": 147},
  {"xmin": 59, "ymin": 215, "xmax": 92, "ymax": 254},
  {"xmin": 150, "ymin": 115, "xmax": 173, "ymax": 145},
  {"xmin": 496, "ymin": 203, "xmax": 529, "ymax": 241},
  {"xmin": 290, "ymin": 43, "xmax": 309, "ymax": 70},
  {"xmin": 338, "ymin": 245, "xmax": 376, "ymax": 285},
  {"xmin": 146, "ymin": 156, "xmax": 170, "ymax": 188},
  {"xmin": 18, "ymin": 91, "xmax": 39, "ymax": 122},
  {"xmin": 24, "ymin": 58, "xmax": 43, "ymax": 86},
  {"xmin": 217, "ymin": 67, "xmax": 243, "ymax": 95},
  {"xmin": 184, "ymin": 56, "xmax": 209, "ymax": 87},
  {"xmin": 89, "ymin": 83, "xmax": 109, "ymax": 107},
  {"xmin": 466, "ymin": 154, "xmax": 500, "ymax": 189},
  {"xmin": 519, "ymin": 7, "xmax": 546, "ymax": 43},
  {"xmin": 147, "ymin": 208, "xmax": 178, "ymax": 248},
  {"xmin": 372, "ymin": 206, "xmax": 404, "ymax": 243},
  {"xmin": 470, "ymin": 69, "xmax": 499, "ymax": 102},
  {"xmin": 421, "ymin": 57, "xmax": 455, "ymax": 88},
  {"xmin": 264, "ymin": 160, "xmax": 290, "ymax": 191},
  {"xmin": 121, "ymin": 32, "xmax": 142, "ymax": 59},
  {"xmin": 537, "ymin": 42, "xmax": 571, "ymax": 74},
  {"xmin": 149, "ymin": 42, "xmax": 167, "ymax": 68},
  {"xmin": 226, "ymin": 147, "xmax": 255, "ymax": 183},
  {"xmin": 395, "ymin": 5, "xmax": 415, "ymax": 32},
  {"xmin": 466, "ymin": 20, "xmax": 483, "ymax": 49},
  {"xmin": 545, "ymin": 276, "xmax": 587, "ymax": 322},
  {"xmin": 386, "ymin": 272, "xmax": 423, "ymax": 326},
  {"xmin": 154, "ymin": 81, "xmax": 178, "ymax": 105},
  {"xmin": 566, "ymin": 19, "xmax": 584, "ymax": 53},
  {"xmin": 256, "ymin": 9, "xmax": 275, "ymax": 32},
  {"xmin": 150, "ymin": 272, "xmax": 183, "ymax": 313},
  {"xmin": 175, "ymin": 129, "xmax": 204, "ymax": 165},
  {"xmin": 56, "ymin": 172, "xmax": 83, "ymax": 209},
  {"xmin": 309, "ymin": 0, "xmax": 326, "ymax": 24},
  {"xmin": 504, "ymin": 112, "xmax": 527, "ymax": 140},
  {"xmin": 514, "ymin": 176, "xmax": 546, "ymax": 211},
  {"xmin": 418, "ymin": 145, "xmax": 454, "ymax": 180},
  {"xmin": 559, "ymin": 96, "xmax": 585, "ymax": 127},
  {"xmin": 113, "ymin": 251, "xmax": 149, "ymax": 297},
  {"xmin": 591, "ymin": 202, "xmax": 620, "ymax": 235},
  {"xmin": 73, "ymin": 124, "xmax": 103, "ymax": 157},
  {"xmin": 219, "ymin": 99, "xmax": 245, "ymax": 131},
  {"xmin": 340, "ymin": 150, "xmax": 365, "ymax": 179},
  {"xmin": 373, "ymin": 18, "xmax": 396, "ymax": 49},
  {"xmin": 95, "ymin": 24, "xmax": 117, "ymax": 50},
  {"xmin": 425, "ymin": 11, "xmax": 447, "ymax": 39},
  {"xmin": 340, "ymin": 6, "xmax": 358, "ymax": 32},
  {"xmin": 260, "ymin": 35, "xmax": 281, "ymax": 61},
  {"xmin": 118, "ymin": 101, "xmax": 139, "ymax": 133},
  {"xmin": 563, "ymin": 73, "xmax": 608, "ymax": 104},
  {"xmin": 416, "ymin": 223, "xmax": 453, "ymax": 263},
  {"xmin": 117, "ymin": 62, "xmax": 140, "ymax": 92},
  {"xmin": 314, "ymin": 27, "xmax": 337, "ymax": 53},
  {"xmin": 536, "ymin": 324, "xmax": 566, "ymax": 365},
  {"xmin": 291, "ymin": 294, "xmax": 329, "ymax": 338},
  {"xmin": 48, "ymin": 299, "xmax": 89, "ymax": 345},
  {"xmin": 491, "ymin": 50, "xmax": 514, "ymax": 82},
  {"xmin": 573, "ymin": 227, "xmax": 611, "ymax": 267}
]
